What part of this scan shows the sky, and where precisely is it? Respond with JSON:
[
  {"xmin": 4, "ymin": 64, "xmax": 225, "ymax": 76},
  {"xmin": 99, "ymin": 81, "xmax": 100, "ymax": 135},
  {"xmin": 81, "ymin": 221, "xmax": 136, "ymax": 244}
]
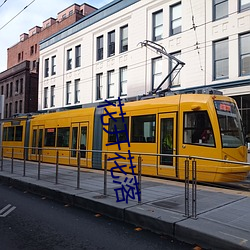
[{"xmin": 0, "ymin": 0, "xmax": 112, "ymax": 72}]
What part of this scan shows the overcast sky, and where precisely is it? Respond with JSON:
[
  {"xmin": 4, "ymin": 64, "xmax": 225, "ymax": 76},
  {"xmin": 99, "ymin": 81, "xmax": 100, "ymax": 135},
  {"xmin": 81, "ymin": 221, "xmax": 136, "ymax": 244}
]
[{"xmin": 0, "ymin": 0, "xmax": 112, "ymax": 72}]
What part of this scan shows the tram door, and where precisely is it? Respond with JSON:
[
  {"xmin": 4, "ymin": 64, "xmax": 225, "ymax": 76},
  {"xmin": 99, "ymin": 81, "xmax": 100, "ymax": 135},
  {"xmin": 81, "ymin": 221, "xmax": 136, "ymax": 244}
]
[
  {"xmin": 157, "ymin": 113, "xmax": 177, "ymax": 177},
  {"xmin": 70, "ymin": 122, "xmax": 88, "ymax": 167},
  {"xmin": 30, "ymin": 126, "xmax": 44, "ymax": 161}
]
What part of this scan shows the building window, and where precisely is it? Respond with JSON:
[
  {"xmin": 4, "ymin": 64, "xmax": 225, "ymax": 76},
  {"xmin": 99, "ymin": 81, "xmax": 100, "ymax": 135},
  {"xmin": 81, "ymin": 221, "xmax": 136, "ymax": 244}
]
[
  {"xmin": 153, "ymin": 10, "xmax": 163, "ymax": 41},
  {"xmin": 32, "ymin": 60, "xmax": 36, "ymax": 70},
  {"xmin": 120, "ymin": 25, "xmax": 128, "ymax": 53},
  {"xmin": 108, "ymin": 30, "xmax": 115, "ymax": 57},
  {"xmin": 213, "ymin": 0, "xmax": 228, "ymax": 21},
  {"xmin": 170, "ymin": 51, "xmax": 181, "ymax": 86},
  {"xmin": 62, "ymin": 14, "xmax": 67, "ymax": 19},
  {"xmin": 66, "ymin": 81, "xmax": 71, "ymax": 105},
  {"xmin": 35, "ymin": 44, "xmax": 37, "ymax": 54},
  {"xmin": 10, "ymin": 82, "xmax": 13, "ymax": 97},
  {"xmin": 240, "ymin": 0, "xmax": 250, "ymax": 11},
  {"xmin": 240, "ymin": 33, "xmax": 250, "ymax": 76},
  {"xmin": 15, "ymin": 101, "xmax": 18, "ymax": 114},
  {"xmin": 44, "ymin": 87, "xmax": 48, "ymax": 108},
  {"xmin": 107, "ymin": 70, "xmax": 115, "ymax": 98},
  {"xmin": 69, "ymin": 10, "xmax": 73, "ymax": 16},
  {"xmin": 20, "ymin": 79, "xmax": 23, "ymax": 94},
  {"xmin": 120, "ymin": 67, "xmax": 127, "ymax": 96},
  {"xmin": 19, "ymin": 100, "xmax": 22, "ymax": 113},
  {"xmin": 1, "ymin": 86, "xmax": 3, "ymax": 95},
  {"xmin": 6, "ymin": 84, "xmax": 9, "ymax": 98},
  {"xmin": 51, "ymin": 56, "xmax": 56, "ymax": 75},
  {"xmin": 75, "ymin": 45, "xmax": 81, "ymax": 68},
  {"xmin": 170, "ymin": 3, "xmax": 181, "ymax": 36},
  {"xmin": 66, "ymin": 49, "xmax": 72, "ymax": 70},
  {"xmin": 51, "ymin": 85, "xmax": 55, "ymax": 107},
  {"xmin": 97, "ymin": 35, "xmax": 103, "ymax": 61},
  {"xmin": 9, "ymin": 102, "xmax": 12, "ymax": 117},
  {"xmin": 15, "ymin": 80, "xmax": 19, "ymax": 94},
  {"xmin": 152, "ymin": 57, "xmax": 162, "ymax": 91},
  {"xmin": 75, "ymin": 79, "xmax": 80, "ymax": 103},
  {"xmin": 44, "ymin": 58, "xmax": 49, "ymax": 77},
  {"xmin": 5, "ymin": 103, "xmax": 8, "ymax": 118},
  {"xmin": 30, "ymin": 46, "xmax": 34, "ymax": 55},
  {"xmin": 96, "ymin": 73, "xmax": 103, "ymax": 100},
  {"xmin": 18, "ymin": 53, "xmax": 21, "ymax": 62},
  {"xmin": 213, "ymin": 39, "xmax": 229, "ymax": 80}
]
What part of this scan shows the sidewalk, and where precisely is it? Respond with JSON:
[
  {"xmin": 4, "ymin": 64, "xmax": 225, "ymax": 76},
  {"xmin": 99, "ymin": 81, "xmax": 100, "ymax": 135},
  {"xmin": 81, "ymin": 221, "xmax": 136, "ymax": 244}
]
[{"xmin": 0, "ymin": 158, "xmax": 250, "ymax": 250}]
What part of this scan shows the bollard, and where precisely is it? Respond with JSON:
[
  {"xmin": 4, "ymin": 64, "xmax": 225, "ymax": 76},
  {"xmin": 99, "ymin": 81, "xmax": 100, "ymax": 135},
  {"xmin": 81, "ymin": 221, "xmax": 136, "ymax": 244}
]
[
  {"xmin": 104, "ymin": 153, "xmax": 107, "ymax": 196},
  {"xmin": 55, "ymin": 150, "xmax": 59, "ymax": 184},
  {"xmin": 184, "ymin": 158, "xmax": 189, "ymax": 217},
  {"xmin": 11, "ymin": 148, "xmax": 14, "ymax": 174},
  {"xmin": 138, "ymin": 155, "xmax": 142, "ymax": 204},
  {"xmin": 1, "ymin": 147, "xmax": 3, "ymax": 171},
  {"xmin": 77, "ymin": 150, "xmax": 80, "ymax": 189},
  {"xmin": 38, "ymin": 148, "xmax": 41, "ymax": 180},
  {"xmin": 23, "ymin": 147, "xmax": 26, "ymax": 177},
  {"xmin": 192, "ymin": 159, "xmax": 197, "ymax": 219}
]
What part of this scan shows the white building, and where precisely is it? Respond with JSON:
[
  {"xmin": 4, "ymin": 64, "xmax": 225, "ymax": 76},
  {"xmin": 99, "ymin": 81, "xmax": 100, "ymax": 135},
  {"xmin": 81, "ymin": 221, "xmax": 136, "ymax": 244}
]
[{"xmin": 39, "ymin": 0, "xmax": 250, "ymax": 131}]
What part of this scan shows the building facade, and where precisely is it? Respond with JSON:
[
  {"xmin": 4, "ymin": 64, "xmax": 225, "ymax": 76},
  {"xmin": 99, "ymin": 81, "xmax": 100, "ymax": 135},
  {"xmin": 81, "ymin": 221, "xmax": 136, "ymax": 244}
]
[
  {"xmin": 0, "ymin": 3, "xmax": 97, "ymax": 118},
  {"xmin": 39, "ymin": 0, "xmax": 250, "ymax": 133}
]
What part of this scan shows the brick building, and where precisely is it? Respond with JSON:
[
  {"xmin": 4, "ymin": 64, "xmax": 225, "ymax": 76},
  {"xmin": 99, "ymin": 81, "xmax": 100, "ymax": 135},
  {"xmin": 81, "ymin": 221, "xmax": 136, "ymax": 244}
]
[{"xmin": 0, "ymin": 3, "xmax": 97, "ymax": 118}]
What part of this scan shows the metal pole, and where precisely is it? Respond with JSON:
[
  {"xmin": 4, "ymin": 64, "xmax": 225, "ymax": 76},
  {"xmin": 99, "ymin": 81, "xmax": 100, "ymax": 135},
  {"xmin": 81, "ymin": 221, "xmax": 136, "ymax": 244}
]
[
  {"xmin": 11, "ymin": 147, "xmax": 14, "ymax": 174},
  {"xmin": 77, "ymin": 150, "xmax": 80, "ymax": 189},
  {"xmin": 23, "ymin": 147, "xmax": 26, "ymax": 177},
  {"xmin": 1, "ymin": 147, "xmax": 3, "ymax": 171},
  {"xmin": 184, "ymin": 158, "xmax": 189, "ymax": 217},
  {"xmin": 192, "ymin": 159, "xmax": 197, "ymax": 219},
  {"xmin": 104, "ymin": 153, "xmax": 107, "ymax": 195},
  {"xmin": 55, "ymin": 150, "xmax": 59, "ymax": 184},
  {"xmin": 38, "ymin": 148, "xmax": 41, "ymax": 180},
  {"xmin": 138, "ymin": 155, "xmax": 142, "ymax": 204}
]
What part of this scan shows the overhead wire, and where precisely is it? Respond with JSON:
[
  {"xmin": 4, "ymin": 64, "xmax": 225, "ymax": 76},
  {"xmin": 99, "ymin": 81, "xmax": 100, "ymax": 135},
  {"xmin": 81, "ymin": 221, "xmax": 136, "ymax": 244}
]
[
  {"xmin": 0, "ymin": 0, "xmax": 36, "ymax": 31},
  {"xmin": 0, "ymin": 0, "xmax": 7, "ymax": 8}
]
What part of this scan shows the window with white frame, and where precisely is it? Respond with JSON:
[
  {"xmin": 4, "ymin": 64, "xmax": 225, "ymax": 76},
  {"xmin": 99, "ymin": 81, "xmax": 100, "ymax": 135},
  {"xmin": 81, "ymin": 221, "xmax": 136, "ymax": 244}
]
[
  {"xmin": 108, "ymin": 30, "xmax": 115, "ymax": 57},
  {"xmin": 51, "ymin": 56, "xmax": 56, "ymax": 75},
  {"xmin": 51, "ymin": 85, "xmax": 55, "ymax": 107},
  {"xmin": 66, "ymin": 49, "xmax": 72, "ymax": 70},
  {"xmin": 170, "ymin": 51, "xmax": 181, "ymax": 86},
  {"xmin": 66, "ymin": 81, "xmax": 71, "ymax": 104},
  {"xmin": 120, "ymin": 25, "xmax": 128, "ymax": 53},
  {"xmin": 152, "ymin": 57, "xmax": 162, "ymax": 91},
  {"xmin": 213, "ymin": 39, "xmax": 229, "ymax": 80},
  {"xmin": 44, "ymin": 87, "xmax": 48, "ymax": 108},
  {"xmin": 75, "ymin": 79, "xmax": 80, "ymax": 103},
  {"xmin": 153, "ymin": 10, "xmax": 163, "ymax": 41},
  {"xmin": 120, "ymin": 67, "xmax": 127, "ymax": 96},
  {"xmin": 44, "ymin": 58, "xmax": 49, "ymax": 77},
  {"xmin": 213, "ymin": 0, "xmax": 228, "ymax": 21},
  {"xmin": 97, "ymin": 35, "xmax": 103, "ymax": 61},
  {"xmin": 240, "ymin": 0, "xmax": 250, "ymax": 12},
  {"xmin": 96, "ymin": 73, "xmax": 103, "ymax": 100},
  {"xmin": 75, "ymin": 45, "xmax": 81, "ymax": 68},
  {"xmin": 170, "ymin": 3, "xmax": 181, "ymax": 36},
  {"xmin": 240, "ymin": 33, "xmax": 250, "ymax": 76},
  {"xmin": 107, "ymin": 70, "xmax": 115, "ymax": 98}
]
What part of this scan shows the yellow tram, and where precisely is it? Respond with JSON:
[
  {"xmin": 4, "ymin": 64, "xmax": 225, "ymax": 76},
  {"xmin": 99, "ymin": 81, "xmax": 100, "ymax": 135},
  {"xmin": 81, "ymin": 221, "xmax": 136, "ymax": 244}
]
[{"xmin": 1, "ymin": 93, "xmax": 249, "ymax": 182}]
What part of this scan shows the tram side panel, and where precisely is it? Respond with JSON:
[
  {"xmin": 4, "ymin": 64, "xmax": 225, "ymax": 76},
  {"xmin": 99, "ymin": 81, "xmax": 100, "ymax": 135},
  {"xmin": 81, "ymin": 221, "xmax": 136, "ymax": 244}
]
[{"xmin": 2, "ymin": 120, "xmax": 27, "ymax": 160}]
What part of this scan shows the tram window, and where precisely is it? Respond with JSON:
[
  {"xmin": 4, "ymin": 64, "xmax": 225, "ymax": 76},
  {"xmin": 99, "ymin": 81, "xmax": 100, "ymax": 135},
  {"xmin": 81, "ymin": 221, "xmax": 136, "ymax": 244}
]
[
  {"xmin": 3, "ymin": 127, "xmax": 7, "ymax": 141},
  {"xmin": 108, "ymin": 117, "xmax": 129, "ymax": 142},
  {"xmin": 44, "ymin": 128, "xmax": 56, "ymax": 147},
  {"xmin": 183, "ymin": 111, "xmax": 215, "ymax": 146},
  {"xmin": 7, "ymin": 127, "xmax": 14, "ymax": 141},
  {"xmin": 15, "ymin": 126, "xmax": 23, "ymax": 141},
  {"xmin": 57, "ymin": 127, "xmax": 70, "ymax": 147},
  {"xmin": 131, "ymin": 115, "xmax": 156, "ymax": 143},
  {"xmin": 32, "ymin": 129, "xmax": 37, "ymax": 154}
]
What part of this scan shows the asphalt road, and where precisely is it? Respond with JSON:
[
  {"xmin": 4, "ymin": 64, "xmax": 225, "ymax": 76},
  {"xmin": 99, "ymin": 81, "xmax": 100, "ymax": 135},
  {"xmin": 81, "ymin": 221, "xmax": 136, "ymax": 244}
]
[{"xmin": 0, "ymin": 183, "xmax": 196, "ymax": 250}]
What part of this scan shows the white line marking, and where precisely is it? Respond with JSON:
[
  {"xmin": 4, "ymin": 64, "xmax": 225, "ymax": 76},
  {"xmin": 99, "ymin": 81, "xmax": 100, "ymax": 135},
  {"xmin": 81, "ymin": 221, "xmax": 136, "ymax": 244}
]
[{"xmin": 0, "ymin": 204, "xmax": 16, "ymax": 217}]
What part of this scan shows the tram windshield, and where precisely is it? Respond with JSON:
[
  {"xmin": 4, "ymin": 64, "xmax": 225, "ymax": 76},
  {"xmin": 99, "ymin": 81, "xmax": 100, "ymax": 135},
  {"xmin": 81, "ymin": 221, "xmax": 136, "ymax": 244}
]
[{"xmin": 214, "ymin": 100, "xmax": 244, "ymax": 148}]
